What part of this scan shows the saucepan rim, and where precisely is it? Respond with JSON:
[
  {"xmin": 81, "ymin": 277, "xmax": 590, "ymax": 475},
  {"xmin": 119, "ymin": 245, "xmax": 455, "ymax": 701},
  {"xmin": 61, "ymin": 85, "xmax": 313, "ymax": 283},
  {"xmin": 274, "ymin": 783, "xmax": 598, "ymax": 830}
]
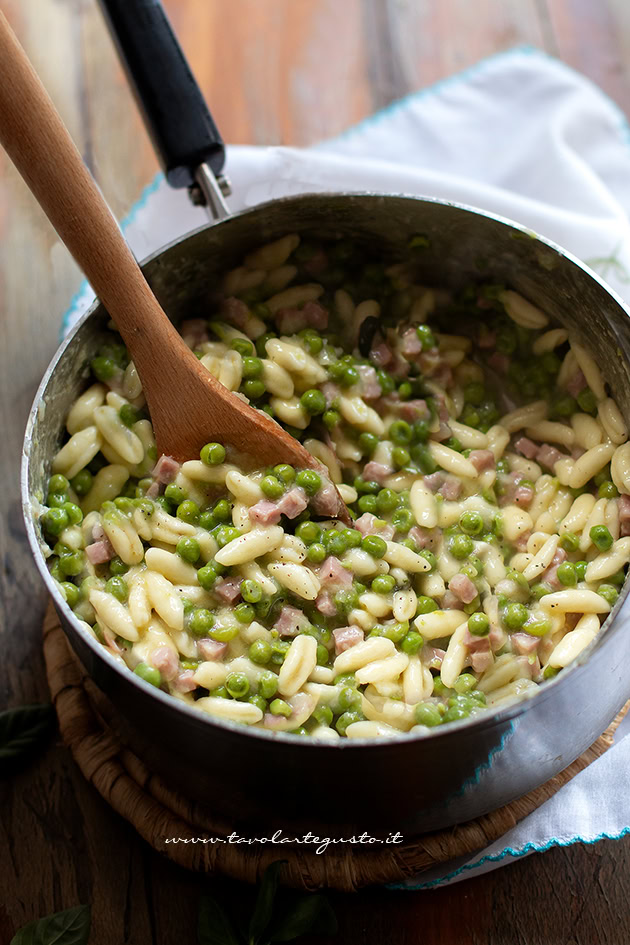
[{"xmin": 22, "ymin": 190, "xmax": 630, "ymax": 749}]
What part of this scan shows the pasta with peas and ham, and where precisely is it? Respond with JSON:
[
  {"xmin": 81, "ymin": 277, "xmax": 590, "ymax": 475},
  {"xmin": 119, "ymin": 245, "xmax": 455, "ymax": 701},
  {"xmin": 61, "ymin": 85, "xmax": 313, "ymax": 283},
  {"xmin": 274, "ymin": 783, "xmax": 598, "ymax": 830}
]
[{"xmin": 39, "ymin": 233, "xmax": 630, "ymax": 740}]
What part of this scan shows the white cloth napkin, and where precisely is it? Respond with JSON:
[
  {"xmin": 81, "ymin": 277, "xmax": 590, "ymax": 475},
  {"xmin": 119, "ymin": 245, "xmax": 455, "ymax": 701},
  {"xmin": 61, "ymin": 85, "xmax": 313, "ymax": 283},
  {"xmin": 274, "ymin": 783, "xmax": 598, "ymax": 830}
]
[{"xmin": 61, "ymin": 46, "xmax": 630, "ymax": 885}]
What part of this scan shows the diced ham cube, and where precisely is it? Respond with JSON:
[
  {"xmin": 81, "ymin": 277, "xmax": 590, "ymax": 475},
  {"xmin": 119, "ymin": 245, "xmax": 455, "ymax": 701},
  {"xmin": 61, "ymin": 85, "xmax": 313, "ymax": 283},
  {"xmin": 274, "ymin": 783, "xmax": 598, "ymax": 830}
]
[
  {"xmin": 146, "ymin": 481, "xmax": 160, "ymax": 498},
  {"xmin": 449, "ymin": 573, "xmax": 478, "ymax": 604},
  {"xmin": 276, "ymin": 307, "xmax": 308, "ymax": 334},
  {"xmin": 274, "ymin": 605, "xmax": 311, "ymax": 637},
  {"xmin": 319, "ymin": 556, "xmax": 352, "ymax": 587},
  {"xmin": 197, "ymin": 639, "xmax": 228, "ymax": 661},
  {"xmin": 180, "ymin": 318, "xmax": 209, "ymax": 347},
  {"xmin": 92, "ymin": 522, "xmax": 106, "ymax": 542},
  {"xmin": 214, "ymin": 577, "xmax": 242, "ymax": 603},
  {"xmin": 439, "ymin": 477, "xmax": 462, "ymax": 501},
  {"xmin": 514, "ymin": 437, "xmax": 539, "ymax": 460},
  {"xmin": 398, "ymin": 399, "xmax": 430, "ymax": 422},
  {"xmin": 310, "ymin": 479, "xmax": 340, "ymax": 517},
  {"xmin": 315, "ymin": 592, "xmax": 337, "ymax": 616},
  {"xmin": 408, "ymin": 526, "xmax": 436, "ymax": 550},
  {"xmin": 249, "ymin": 499, "xmax": 282, "ymax": 525},
  {"xmin": 514, "ymin": 530, "xmax": 532, "ymax": 552},
  {"xmin": 354, "ymin": 513, "xmax": 395, "ymax": 540},
  {"xmin": 333, "ymin": 626, "xmax": 364, "ymax": 654},
  {"xmin": 362, "ymin": 461, "xmax": 394, "ymax": 485},
  {"xmin": 275, "ymin": 486, "xmax": 308, "ymax": 520},
  {"xmin": 401, "ymin": 328, "xmax": 423, "ymax": 357},
  {"xmin": 302, "ymin": 300, "xmax": 329, "ymax": 331},
  {"xmin": 423, "ymin": 472, "xmax": 446, "ymax": 492},
  {"xmin": 514, "ymin": 485, "xmax": 534, "ymax": 508},
  {"xmin": 463, "ymin": 631, "xmax": 494, "ymax": 674},
  {"xmin": 540, "ymin": 548, "xmax": 567, "ymax": 590},
  {"xmin": 85, "ymin": 539, "xmax": 115, "ymax": 564},
  {"xmin": 441, "ymin": 590, "xmax": 465, "ymax": 610},
  {"xmin": 566, "ymin": 370, "xmax": 587, "ymax": 398},
  {"xmin": 151, "ymin": 646, "xmax": 179, "ymax": 682},
  {"xmin": 477, "ymin": 330, "xmax": 496, "ymax": 349},
  {"xmin": 221, "ymin": 296, "xmax": 249, "ymax": 330},
  {"xmin": 511, "ymin": 632, "xmax": 540, "ymax": 656},
  {"xmin": 489, "ymin": 625, "xmax": 507, "ymax": 652},
  {"xmin": 619, "ymin": 493, "xmax": 630, "ymax": 537},
  {"xmin": 469, "ymin": 449, "xmax": 495, "ymax": 473},
  {"xmin": 536, "ymin": 444, "xmax": 565, "ymax": 471},
  {"xmin": 357, "ymin": 364, "xmax": 381, "ymax": 401},
  {"xmin": 571, "ymin": 446, "xmax": 586, "ymax": 460},
  {"xmin": 173, "ymin": 670, "xmax": 197, "ymax": 692},
  {"xmin": 322, "ymin": 381, "xmax": 340, "ymax": 407},
  {"xmin": 152, "ymin": 454, "xmax": 181, "ymax": 485},
  {"xmin": 421, "ymin": 645, "xmax": 445, "ymax": 670},
  {"xmin": 488, "ymin": 352, "xmax": 510, "ymax": 374},
  {"xmin": 516, "ymin": 655, "xmax": 541, "ymax": 679},
  {"xmin": 302, "ymin": 249, "xmax": 328, "ymax": 276},
  {"xmin": 370, "ymin": 342, "xmax": 393, "ymax": 368}
]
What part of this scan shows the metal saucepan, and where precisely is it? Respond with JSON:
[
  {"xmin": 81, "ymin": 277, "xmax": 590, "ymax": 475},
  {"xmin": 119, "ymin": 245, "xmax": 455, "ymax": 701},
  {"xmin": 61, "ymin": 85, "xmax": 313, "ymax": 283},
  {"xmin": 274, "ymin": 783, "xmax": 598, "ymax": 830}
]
[{"xmin": 21, "ymin": 0, "xmax": 630, "ymax": 835}]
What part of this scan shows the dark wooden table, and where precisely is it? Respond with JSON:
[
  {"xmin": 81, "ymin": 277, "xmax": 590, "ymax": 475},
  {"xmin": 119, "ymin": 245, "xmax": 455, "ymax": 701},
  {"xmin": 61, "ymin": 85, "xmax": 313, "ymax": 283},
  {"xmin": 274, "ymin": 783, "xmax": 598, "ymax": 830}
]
[{"xmin": 3, "ymin": 1, "xmax": 630, "ymax": 942}]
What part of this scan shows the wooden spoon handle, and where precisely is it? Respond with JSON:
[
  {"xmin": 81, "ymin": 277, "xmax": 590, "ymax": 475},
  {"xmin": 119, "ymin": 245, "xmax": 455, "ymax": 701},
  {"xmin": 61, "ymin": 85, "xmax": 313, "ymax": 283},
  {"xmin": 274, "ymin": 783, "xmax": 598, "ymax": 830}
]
[{"xmin": 0, "ymin": 11, "xmax": 181, "ymax": 362}]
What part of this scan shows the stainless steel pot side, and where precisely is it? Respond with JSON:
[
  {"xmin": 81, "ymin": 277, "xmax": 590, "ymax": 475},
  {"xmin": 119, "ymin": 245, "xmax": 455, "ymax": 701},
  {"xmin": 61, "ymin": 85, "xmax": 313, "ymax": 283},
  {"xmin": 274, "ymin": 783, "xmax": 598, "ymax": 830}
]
[{"xmin": 22, "ymin": 193, "xmax": 630, "ymax": 836}]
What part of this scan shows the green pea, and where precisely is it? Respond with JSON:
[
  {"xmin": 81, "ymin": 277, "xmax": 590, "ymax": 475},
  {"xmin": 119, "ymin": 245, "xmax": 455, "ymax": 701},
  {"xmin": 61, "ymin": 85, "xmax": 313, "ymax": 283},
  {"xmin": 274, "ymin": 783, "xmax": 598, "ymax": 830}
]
[
  {"xmin": 358, "ymin": 432, "xmax": 378, "ymax": 455},
  {"xmin": 300, "ymin": 388, "xmax": 327, "ymax": 415},
  {"xmin": 609, "ymin": 569, "xmax": 626, "ymax": 586},
  {"xmin": 397, "ymin": 382, "xmax": 412, "ymax": 401},
  {"xmin": 241, "ymin": 579, "xmax": 262, "ymax": 604},
  {"xmin": 442, "ymin": 701, "xmax": 472, "ymax": 724},
  {"xmin": 376, "ymin": 488, "xmax": 399, "ymax": 514},
  {"xmin": 43, "ymin": 507, "xmax": 69, "ymax": 536},
  {"xmin": 270, "ymin": 640, "xmax": 291, "ymax": 665},
  {"xmin": 431, "ymin": 677, "xmax": 449, "ymax": 695},
  {"xmin": 415, "ymin": 324, "xmax": 436, "ymax": 349},
  {"xmin": 334, "ymin": 589, "xmax": 359, "ymax": 615},
  {"xmin": 248, "ymin": 639, "xmax": 271, "ymax": 665},
  {"xmin": 389, "ymin": 420, "xmax": 412, "ymax": 445},
  {"xmin": 49, "ymin": 473, "xmax": 69, "ymax": 495},
  {"xmin": 60, "ymin": 581, "xmax": 80, "ymax": 608},
  {"xmin": 316, "ymin": 644, "xmax": 329, "ymax": 666},
  {"xmin": 215, "ymin": 525, "xmax": 241, "ymax": 548},
  {"xmin": 372, "ymin": 574, "xmax": 396, "ymax": 594},
  {"xmin": 69, "ymin": 469, "xmax": 92, "ymax": 496},
  {"xmin": 577, "ymin": 388, "xmax": 597, "ymax": 414},
  {"xmin": 306, "ymin": 542, "xmax": 327, "ymax": 564},
  {"xmin": 454, "ymin": 673, "xmax": 477, "ymax": 694},
  {"xmin": 59, "ymin": 550, "xmax": 85, "ymax": 577},
  {"xmin": 226, "ymin": 672, "xmax": 250, "ymax": 698},
  {"xmin": 414, "ymin": 702, "xmax": 442, "ymax": 727},
  {"xmin": 313, "ymin": 705, "xmax": 333, "ymax": 727},
  {"xmin": 176, "ymin": 537, "xmax": 201, "ymax": 564},
  {"xmin": 338, "ymin": 686, "xmax": 362, "ymax": 712},
  {"xmin": 340, "ymin": 365, "xmax": 359, "ymax": 388},
  {"xmin": 164, "ymin": 483, "xmax": 186, "ymax": 505},
  {"xmin": 459, "ymin": 510, "xmax": 484, "ymax": 536},
  {"xmin": 361, "ymin": 534, "xmax": 387, "ymax": 558},
  {"xmin": 200, "ymin": 442, "xmax": 226, "ymax": 466},
  {"xmin": 91, "ymin": 356, "xmax": 118, "ymax": 381},
  {"xmin": 556, "ymin": 561, "xmax": 577, "ymax": 587},
  {"xmin": 468, "ymin": 612, "xmax": 490, "ymax": 636},
  {"xmin": 416, "ymin": 596, "xmax": 438, "ymax": 614},
  {"xmin": 323, "ymin": 529, "xmax": 348, "ymax": 556},
  {"xmin": 260, "ymin": 475, "xmax": 284, "ymax": 499},
  {"xmin": 242, "ymin": 379, "xmax": 266, "ymax": 400},
  {"xmin": 209, "ymin": 686, "xmax": 229, "ymax": 699},
  {"xmin": 108, "ymin": 556, "xmax": 128, "ymax": 577},
  {"xmin": 256, "ymin": 332, "xmax": 275, "ymax": 356},
  {"xmin": 411, "ymin": 420, "xmax": 429, "ymax": 444},
  {"xmin": 410, "ymin": 443, "xmax": 436, "ymax": 474},
  {"xmin": 401, "ymin": 630, "xmax": 423, "ymax": 655},
  {"xmin": 343, "ymin": 528, "xmax": 362, "ymax": 548},
  {"xmin": 496, "ymin": 458, "xmax": 510, "ymax": 475},
  {"xmin": 552, "ymin": 395, "xmax": 576, "ymax": 418},
  {"xmin": 189, "ymin": 608, "xmax": 215, "ymax": 637},
  {"xmin": 62, "ymin": 502, "xmax": 83, "ymax": 526},
  {"xmin": 598, "ymin": 584, "xmax": 619, "ymax": 606},
  {"xmin": 241, "ymin": 355, "xmax": 263, "ymax": 379},
  {"xmin": 270, "ymin": 698, "xmax": 292, "ymax": 717},
  {"xmin": 134, "ymin": 662, "xmax": 161, "ymax": 687},
  {"xmin": 274, "ymin": 464, "xmax": 295, "ymax": 484},
  {"xmin": 559, "ymin": 531, "xmax": 579, "ymax": 553},
  {"xmin": 322, "ymin": 409, "xmax": 340, "ymax": 429},
  {"xmin": 105, "ymin": 576, "xmax": 128, "ymax": 602},
  {"xmin": 357, "ymin": 495, "xmax": 377, "ymax": 514},
  {"xmin": 336, "ymin": 711, "xmax": 363, "ymax": 735},
  {"xmin": 523, "ymin": 617, "xmax": 552, "ymax": 637},
  {"xmin": 504, "ymin": 602, "xmax": 528, "ymax": 630},
  {"xmin": 590, "ymin": 525, "xmax": 613, "ymax": 551},
  {"xmin": 355, "ymin": 477, "xmax": 381, "ymax": 495},
  {"xmin": 234, "ymin": 602, "xmax": 255, "ymax": 623},
  {"xmin": 449, "ymin": 534, "xmax": 474, "ymax": 560},
  {"xmin": 213, "ymin": 499, "xmax": 232, "ymax": 522},
  {"xmin": 197, "ymin": 564, "xmax": 220, "ymax": 591},
  {"xmin": 248, "ymin": 694, "xmax": 268, "ymax": 713},
  {"xmin": 392, "ymin": 447, "xmax": 410, "ymax": 470},
  {"xmin": 464, "ymin": 382, "xmax": 485, "ymax": 405},
  {"xmin": 295, "ymin": 469, "xmax": 321, "ymax": 495},
  {"xmin": 208, "ymin": 623, "xmax": 240, "ymax": 643},
  {"xmin": 118, "ymin": 403, "xmax": 139, "ymax": 428},
  {"xmin": 598, "ymin": 480, "xmax": 619, "ymax": 499},
  {"xmin": 175, "ymin": 500, "xmax": 199, "ymax": 525},
  {"xmin": 259, "ymin": 671, "xmax": 278, "ymax": 699},
  {"xmin": 231, "ymin": 337, "xmax": 254, "ymax": 356},
  {"xmin": 301, "ymin": 329, "xmax": 323, "ymax": 355}
]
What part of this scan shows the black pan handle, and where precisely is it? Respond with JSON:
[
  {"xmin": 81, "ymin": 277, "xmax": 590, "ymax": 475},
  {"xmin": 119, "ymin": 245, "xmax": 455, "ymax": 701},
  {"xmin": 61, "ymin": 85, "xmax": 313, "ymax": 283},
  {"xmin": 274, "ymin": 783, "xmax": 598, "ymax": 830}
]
[{"xmin": 96, "ymin": 0, "xmax": 225, "ymax": 190}]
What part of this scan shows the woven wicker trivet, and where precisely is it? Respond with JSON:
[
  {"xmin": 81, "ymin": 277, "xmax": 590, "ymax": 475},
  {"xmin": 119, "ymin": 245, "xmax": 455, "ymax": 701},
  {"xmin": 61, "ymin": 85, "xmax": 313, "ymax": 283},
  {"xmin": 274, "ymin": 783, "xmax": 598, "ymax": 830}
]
[{"xmin": 42, "ymin": 601, "xmax": 629, "ymax": 891}]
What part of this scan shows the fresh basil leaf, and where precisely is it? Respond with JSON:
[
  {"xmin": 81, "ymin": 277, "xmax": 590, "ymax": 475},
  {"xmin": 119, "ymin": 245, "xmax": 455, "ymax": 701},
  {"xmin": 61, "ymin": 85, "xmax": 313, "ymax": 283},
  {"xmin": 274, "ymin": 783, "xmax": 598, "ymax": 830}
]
[
  {"xmin": 0, "ymin": 704, "xmax": 56, "ymax": 774},
  {"xmin": 266, "ymin": 894, "xmax": 337, "ymax": 942},
  {"xmin": 198, "ymin": 894, "xmax": 242, "ymax": 945},
  {"xmin": 248, "ymin": 861, "xmax": 285, "ymax": 945},
  {"xmin": 10, "ymin": 904, "xmax": 90, "ymax": 945}
]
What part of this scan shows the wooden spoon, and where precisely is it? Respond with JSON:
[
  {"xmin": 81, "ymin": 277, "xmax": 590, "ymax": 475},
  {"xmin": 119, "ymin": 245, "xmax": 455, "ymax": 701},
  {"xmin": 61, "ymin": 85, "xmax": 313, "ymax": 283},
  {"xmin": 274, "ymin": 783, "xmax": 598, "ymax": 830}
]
[{"xmin": 0, "ymin": 13, "xmax": 349, "ymax": 522}]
